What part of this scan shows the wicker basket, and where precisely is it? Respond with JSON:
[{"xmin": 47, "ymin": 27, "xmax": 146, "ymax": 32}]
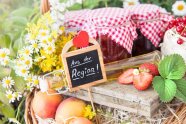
[
  {"xmin": 163, "ymin": 103, "xmax": 186, "ymax": 124},
  {"xmin": 25, "ymin": 89, "xmax": 38, "ymax": 124},
  {"xmin": 40, "ymin": 0, "xmax": 50, "ymax": 14}
]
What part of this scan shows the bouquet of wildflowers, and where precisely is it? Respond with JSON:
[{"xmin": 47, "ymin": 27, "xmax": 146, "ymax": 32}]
[
  {"xmin": 0, "ymin": 12, "xmax": 74, "ymax": 104},
  {"xmin": 0, "ymin": 1, "xmax": 84, "ymax": 123}
]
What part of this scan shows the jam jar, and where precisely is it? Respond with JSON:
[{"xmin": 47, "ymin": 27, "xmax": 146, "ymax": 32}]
[
  {"xmin": 97, "ymin": 35, "xmax": 131, "ymax": 64},
  {"xmin": 132, "ymin": 29, "xmax": 160, "ymax": 56}
]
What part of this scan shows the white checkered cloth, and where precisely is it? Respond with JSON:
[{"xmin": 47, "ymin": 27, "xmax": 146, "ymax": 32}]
[{"xmin": 64, "ymin": 5, "xmax": 173, "ymax": 53}]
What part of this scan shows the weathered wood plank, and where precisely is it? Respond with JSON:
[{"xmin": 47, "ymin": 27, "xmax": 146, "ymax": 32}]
[{"xmin": 64, "ymin": 81, "xmax": 160, "ymax": 117}]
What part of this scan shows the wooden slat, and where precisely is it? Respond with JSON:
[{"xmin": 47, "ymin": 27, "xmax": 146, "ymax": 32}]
[{"xmin": 64, "ymin": 81, "xmax": 160, "ymax": 117}]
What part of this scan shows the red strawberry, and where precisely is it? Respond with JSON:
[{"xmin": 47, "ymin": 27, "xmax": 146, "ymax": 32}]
[
  {"xmin": 118, "ymin": 69, "xmax": 134, "ymax": 84},
  {"xmin": 139, "ymin": 63, "xmax": 159, "ymax": 76},
  {"xmin": 133, "ymin": 72, "xmax": 153, "ymax": 91}
]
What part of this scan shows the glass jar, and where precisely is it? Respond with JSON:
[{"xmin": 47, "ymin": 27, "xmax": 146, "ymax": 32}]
[
  {"xmin": 132, "ymin": 29, "xmax": 160, "ymax": 56},
  {"xmin": 97, "ymin": 34, "xmax": 131, "ymax": 63}
]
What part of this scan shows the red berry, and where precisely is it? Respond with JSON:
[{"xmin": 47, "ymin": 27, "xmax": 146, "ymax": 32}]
[
  {"xmin": 177, "ymin": 38, "xmax": 184, "ymax": 45},
  {"xmin": 176, "ymin": 18, "xmax": 183, "ymax": 23},
  {"xmin": 176, "ymin": 25, "xmax": 184, "ymax": 33},
  {"xmin": 158, "ymin": 32, "xmax": 164, "ymax": 38},
  {"xmin": 168, "ymin": 24, "xmax": 174, "ymax": 29},
  {"xmin": 178, "ymin": 22, "xmax": 184, "ymax": 26},
  {"xmin": 139, "ymin": 63, "xmax": 159, "ymax": 76},
  {"xmin": 169, "ymin": 20, "xmax": 176, "ymax": 26},
  {"xmin": 182, "ymin": 31, "xmax": 186, "ymax": 37},
  {"xmin": 183, "ymin": 16, "xmax": 186, "ymax": 22}
]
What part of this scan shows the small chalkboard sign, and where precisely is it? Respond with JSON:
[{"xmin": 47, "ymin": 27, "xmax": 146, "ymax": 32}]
[{"xmin": 62, "ymin": 38, "xmax": 107, "ymax": 91}]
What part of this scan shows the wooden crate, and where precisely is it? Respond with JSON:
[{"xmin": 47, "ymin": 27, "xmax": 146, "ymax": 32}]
[{"xmin": 64, "ymin": 80, "xmax": 160, "ymax": 117}]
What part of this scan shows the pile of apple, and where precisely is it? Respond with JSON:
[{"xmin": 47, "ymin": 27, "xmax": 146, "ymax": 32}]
[
  {"xmin": 32, "ymin": 90, "xmax": 92, "ymax": 124},
  {"xmin": 118, "ymin": 63, "xmax": 159, "ymax": 90}
]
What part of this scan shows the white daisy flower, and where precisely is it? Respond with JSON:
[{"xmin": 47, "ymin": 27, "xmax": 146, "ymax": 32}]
[
  {"xmin": 9, "ymin": 118, "xmax": 21, "ymax": 124},
  {"xmin": 20, "ymin": 46, "xmax": 33, "ymax": 57},
  {"xmin": 123, "ymin": 0, "xmax": 140, "ymax": 8},
  {"xmin": 32, "ymin": 76, "xmax": 40, "ymax": 87},
  {"xmin": 17, "ymin": 55, "xmax": 26, "ymax": 62},
  {"xmin": 13, "ymin": 92, "xmax": 22, "ymax": 101},
  {"xmin": 0, "ymin": 48, "xmax": 10, "ymax": 60},
  {"xmin": 6, "ymin": 90, "xmax": 16, "ymax": 103},
  {"xmin": 22, "ymin": 57, "xmax": 33, "ymax": 69},
  {"xmin": 172, "ymin": 1, "xmax": 186, "ymax": 16},
  {"xmin": 25, "ymin": 34, "xmax": 35, "ymax": 44},
  {"xmin": 47, "ymin": 36, "xmax": 55, "ymax": 44},
  {"xmin": 24, "ymin": 74, "xmax": 33, "ymax": 83},
  {"xmin": 26, "ymin": 83, "xmax": 34, "ymax": 91},
  {"xmin": 39, "ymin": 37, "xmax": 49, "ymax": 47},
  {"xmin": 0, "ymin": 57, "xmax": 10, "ymax": 66},
  {"xmin": 2, "ymin": 76, "xmax": 15, "ymax": 89},
  {"xmin": 31, "ymin": 41, "xmax": 40, "ymax": 53},
  {"xmin": 38, "ymin": 29, "xmax": 50, "ymax": 39},
  {"xmin": 44, "ymin": 43, "xmax": 55, "ymax": 54},
  {"xmin": 16, "ymin": 66, "xmax": 29, "ymax": 78}
]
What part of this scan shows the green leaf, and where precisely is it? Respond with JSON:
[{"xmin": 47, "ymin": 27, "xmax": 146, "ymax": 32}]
[
  {"xmin": 0, "ymin": 92, "xmax": 15, "ymax": 118},
  {"xmin": 0, "ymin": 66, "xmax": 11, "ymax": 79},
  {"xmin": 11, "ymin": 7, "xmax": 32, "ymax": 17},
  {"xmin": 10, "ymin": 70, "xmax": 26, "ymax": 92},
  {"xmin": 0, "ymin": 117, "xmax": 7, "ymax": 124},
  {"xmin": 153, "ymin": 76, "xmax": 177, "ymax": 102},
  {"xmin": 0, "ymin": 92, "xmax": 9, "ymax": 105},
  {"xmin": 158, "ymin": 54, "xmax": 186, "ymax": 79},
  {"xmin": 174, "ymin": 79, "xmax": 186, "ymax": 102},
  {"xmin": 0, "ymin": 103, "xmax": 15, "ymax": 118},
  {"xmin": 7, "ymin": 16, "xmax": 28, "ymax": 26},
  {"xmin": 13, "ymin": 38, "xmax": 24, "ymax": 53},
  {"xmin": 0, "ymin": 34, "xmax": 11, "ymax": 48}
]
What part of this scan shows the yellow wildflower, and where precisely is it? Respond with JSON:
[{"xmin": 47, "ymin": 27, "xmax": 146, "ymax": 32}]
[
  {"xmin": 51, "ymin": 30, "xmax": 58, "ymax": 39},
  {"xmin": 83, "ymin": 105, "xmax": 96, "ymax": 120},
  {"xmin": 36, "ymin": 51, "xmax": 57, "ymax": 72},
  {"xmin": 26, "ymin": 23, "xmax": 40, "ymax": 40},
  {"xmin": 37, "ymin": 12, "xmax": 54, "ymax": 27}
]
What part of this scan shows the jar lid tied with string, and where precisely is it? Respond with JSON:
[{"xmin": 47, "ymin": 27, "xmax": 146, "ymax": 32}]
[
  {"xmin": 64, "ymin": 5, "xmax": 173, "ymax": 64},
  {"xmin": 125, "ymin": 4, "xmax": 173, "ymax": 56},
  {"xmin": 65, "ymin": 8, "xmax": 137, "ymax": 63}
]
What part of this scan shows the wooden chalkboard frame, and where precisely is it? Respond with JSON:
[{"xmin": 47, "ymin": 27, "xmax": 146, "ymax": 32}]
[{"xmin": 62, "ymin": 38, "xmax": 107, "ymax": 92}]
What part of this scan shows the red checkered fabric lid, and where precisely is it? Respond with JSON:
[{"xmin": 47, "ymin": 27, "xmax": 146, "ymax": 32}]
[
  {"xmin": 82, "ymin": 8, "xmax": 137, "ymax": 53},
  {"xmin": 64, "ymin": 9, "xmax": 90, "ymax": 28},
  {"xmin": 124, "ymin": 4, "xmax": 173, "ymax": 47},
  {"xmin": 64, "ymin": 5, "xmax": 173, "ymax": 53},
  {"xmin": 65, "ymin": 8, "xmax": 137, "ymax": 53}
]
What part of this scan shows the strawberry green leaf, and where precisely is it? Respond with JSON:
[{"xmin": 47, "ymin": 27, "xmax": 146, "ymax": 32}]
[
  {"xmin": 158, "ymin": 54, "xmax": 186, "ymax": 80},
  {"xmin": 153, "ymin": 76, "xmax": 177, "ymax": 102},
  {"xmin": 174, "ymin": 79, "xmax": 186, "ymax": 102}
]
